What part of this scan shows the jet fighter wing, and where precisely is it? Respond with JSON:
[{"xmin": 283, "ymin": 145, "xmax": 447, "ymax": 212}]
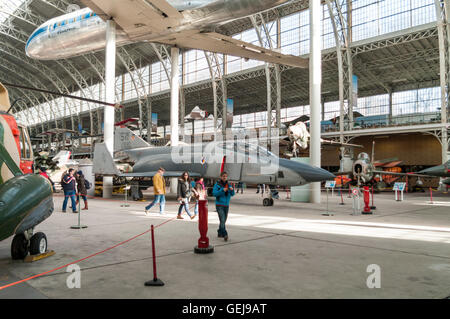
[
  {"xmin": 320, "ymin": 139, "xmax": 363, "ymax": 149},
  {"xmin": 333, "ymin": 171, "xmax": 353, "ymax": 176},
  {"xmin": 81, "ymin": 0, "xmax": 308, "ymax": 68}
]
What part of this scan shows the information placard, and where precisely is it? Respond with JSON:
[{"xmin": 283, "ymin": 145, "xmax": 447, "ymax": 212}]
[
  {"xmin": 393, "ymin": 182, "xmax": 406, "ymax": 191},
  {"xmin": 325, "ymin": 181, "xmax": 336, "ymax": 188}
]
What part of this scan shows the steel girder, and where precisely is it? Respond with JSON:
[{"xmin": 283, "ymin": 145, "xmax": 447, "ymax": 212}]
[
  {"xmin": 0, "ymin": 18, "xmax": 97, "ymax": 134},
  {"xmin": 251, "ymin": 11, "xmax": 281, "ymax": 149},
  {"xmin": 36, "ymin": 0, "xmax": 153, "ymax": 136},
  {"xmin": 1, "ymin": 83, "xmax": 34, "ymax": 133},
  {"xmin": 326, "ymin": 0, "xmax": 354, "ymax": 142},
  {"xmin": 2, "ymin": 73, "xmax": 46, "ymax": 134},
  {"xmin": 0, "ymin": 42, "xmax": 81, "ymax": 130},
  {"xmin": 204, "ymin": 51, "xmax": 227, "ymax": 138},
  {"xmin": 434, "ymin": 0, "xmax": 450, "ymax": 163},
  {"xmin": 0, "ymin": 58, "xmax": 59, "ymax": 129}
]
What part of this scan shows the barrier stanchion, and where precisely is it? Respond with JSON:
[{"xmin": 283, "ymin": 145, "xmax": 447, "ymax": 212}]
[
  {"xmin": 429, "ymin": 187, "xmax": 434, "ymax": 204},
  {"xmin": 348, "ymin": 185, "xmax": 352, "ymax": 198},
  {"xmin": 194, "ymin": 200, "xmax": 214, "ymax": 254},
  {"xmin": 322, "ymin": 186, "xmax": 334, "ymax": 216},
  {"xmin": 362, "ymin": 186, "xmax": 372, "ymax": 215},
  {"xmin": 339, "ymin": 186, "xmax": 345, "ymax": 205},
  {"xmin": 71, "ymin": 194, "xmax": 87, "ymax": 229},
  {"xmin": 121, "ymin": 185, "xmax": 130, "ymax": 207},
  {"xmin": 145, "ymin": 225, "xmax": 164, "ymax": 286},
  {"xmin": 370, "ymin": 185, "xmax": 376, "ymax": 210},
  {"xmin": 322, "ymin": 181, "xmax": 335, "ymax": 216}
]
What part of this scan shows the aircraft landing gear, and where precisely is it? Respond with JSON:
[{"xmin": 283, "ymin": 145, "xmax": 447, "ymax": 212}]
[
  {"xmin": 29, "ymin": 232, "xmax": 47, "ymax": 255},
  {"xmin": 11, "ymin": 229, "xmax": 48, "ymax": 260},
  {"xmin": 11, "ymin": 233, "xmax": 28, "ymax": 260},
  {"xmin": 263, "ymin": 197, "xmax": 274, "ymax": 206}
]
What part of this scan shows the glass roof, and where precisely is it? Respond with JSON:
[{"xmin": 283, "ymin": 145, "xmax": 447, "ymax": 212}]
[{"xmin": 0, "ymin": 0, "xmax": 26, "ymax": 25}]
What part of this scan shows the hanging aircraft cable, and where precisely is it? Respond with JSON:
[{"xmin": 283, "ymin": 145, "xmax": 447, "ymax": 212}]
[{"xmin": 2, "ymin": 82, "xmax": 124, "ymax": 109}]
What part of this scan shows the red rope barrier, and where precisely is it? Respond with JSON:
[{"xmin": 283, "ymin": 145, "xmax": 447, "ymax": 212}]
[{"xmin": 0, "ymin": 210, "xmax": 182, "ymax": 291}]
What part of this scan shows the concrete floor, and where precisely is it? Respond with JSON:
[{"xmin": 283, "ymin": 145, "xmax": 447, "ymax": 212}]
[{"xmin": 1, "ymin": 188, "xmax": 450, "ymax": 299}]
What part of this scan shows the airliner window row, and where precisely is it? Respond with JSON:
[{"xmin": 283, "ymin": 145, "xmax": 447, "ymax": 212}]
[{"xmin": 50, "ymin": 12, "xmax": 97, "ymax": 30}]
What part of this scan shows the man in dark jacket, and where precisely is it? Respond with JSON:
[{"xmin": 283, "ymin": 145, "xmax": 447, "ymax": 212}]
[
  {"xmin": 62, "ymin": 168, "xmax": 77, "ymax": 213},
  {"xmin": 75, "ymin": 170, "xmax": 88, "ymax": 210},
  {"xmin": 212, "ymin": 171, "xmax": 235, "ymax": 241}
]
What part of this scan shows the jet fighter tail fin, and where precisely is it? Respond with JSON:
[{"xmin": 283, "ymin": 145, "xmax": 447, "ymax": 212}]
[
  {"xmin": 114, "ymin": 127, "xmax": 150, "ymax": 152},
  {"xmin": 93, "ymin": 143, "xmax": 121, "ymax": 176}
]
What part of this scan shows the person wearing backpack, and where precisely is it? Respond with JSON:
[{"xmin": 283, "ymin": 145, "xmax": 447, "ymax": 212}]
[{"xmin": 75, "ymin": 170, "xmax": 89, "ymax": 210}]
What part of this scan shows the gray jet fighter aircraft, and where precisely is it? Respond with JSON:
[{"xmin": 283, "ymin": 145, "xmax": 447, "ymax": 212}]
[{"xmin": 93, "ymin": 128, "xmax": 335, "ymax": 206}]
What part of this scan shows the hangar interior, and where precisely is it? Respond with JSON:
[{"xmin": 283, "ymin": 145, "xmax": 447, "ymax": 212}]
[
  {"xmin": 1, "ymin": 0, "xmax": 447, "ymax": 166},
  {"xmin": 0, "ymin": 0, "xmax": 450, "ymax": 299}
]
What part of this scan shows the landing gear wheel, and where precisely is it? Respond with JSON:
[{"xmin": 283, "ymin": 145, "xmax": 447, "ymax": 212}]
[
  {"xmin": 263, "ymin": 198, "xmax": 271, "ymax": 206},
  {"xmin": 269, "ymin": 198, "xmax": 274, "ymax": 206},
  {"xmin": 29, "ymin": 232, "xmax": 47, "ymax": 255},
  {"xmin": 11, "ymin": 234, "xmax": 29, "ymax": 260}
]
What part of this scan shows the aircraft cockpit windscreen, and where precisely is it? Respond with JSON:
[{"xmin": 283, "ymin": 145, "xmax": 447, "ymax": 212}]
[{"xmin": 220, "ymin": 141, "xmax": 275, "ymax": 158}]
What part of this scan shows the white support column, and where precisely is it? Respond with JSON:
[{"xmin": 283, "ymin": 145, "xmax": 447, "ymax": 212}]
[
  {"xmin": 170, "ymin": 47, "xmax": 180, "ymax": 194},
  {"xmin": 310, "ymin": 0, "xmax": 322, "ymax": 204},
  {"xmin": 103, "ymin": 19, "xmax": 116, "ymax": 199},
  {"xmin": 435, "ymin": 0, "xmax": 450, "ymax": 164}
]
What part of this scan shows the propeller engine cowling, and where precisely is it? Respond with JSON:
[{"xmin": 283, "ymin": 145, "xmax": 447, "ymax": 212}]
[{"xmin": 353, "ymin": 152, "xmax": 374, "ymax": 184}]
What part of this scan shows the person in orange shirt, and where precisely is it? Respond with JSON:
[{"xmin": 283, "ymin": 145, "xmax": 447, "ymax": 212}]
[{"xmin": 145, "ymin": 167, "xmax": 166, "ymax": 215}]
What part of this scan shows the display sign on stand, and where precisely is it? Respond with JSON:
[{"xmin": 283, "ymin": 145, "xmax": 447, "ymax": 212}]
[
  {"xmin": 322, "ymin": 181, "xmax": 336, "ymax": 216},
  {"xmin": 393, "ymin": 182, "xmax": 406, "ymax": 201}
]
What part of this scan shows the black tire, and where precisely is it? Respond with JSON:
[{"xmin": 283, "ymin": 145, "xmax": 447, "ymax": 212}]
[
  {"xmin": 29, "ymin": 232, "xmax": 47, "ymax": 255},
  {"xmin": 11, "ymin": 234, "xmax": 29, "ymax": 260},
  {"xmin": 269, "ymin": 198, "xmax": 274, "ymax": 206},
  {"xmin": 263, "ymin": 198, "xmax": 271, "ymax": 206}
]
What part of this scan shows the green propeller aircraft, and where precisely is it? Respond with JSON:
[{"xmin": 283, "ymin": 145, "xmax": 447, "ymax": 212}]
[{"xmin": 0, "ymin": 82, "xmax": 54, "ymax": 260}]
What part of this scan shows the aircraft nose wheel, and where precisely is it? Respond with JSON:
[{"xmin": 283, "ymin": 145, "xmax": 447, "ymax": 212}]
[
  {"xmin": 263, "ymin": 198, "xmax": 274, "ymax": 206},
  {"xmin": 30, "ymin": 232, "xmax": 47, "ymax": 255},
  {"xmin": 11, "ymin": 234, "xmax": 29, "ymax": 260}
]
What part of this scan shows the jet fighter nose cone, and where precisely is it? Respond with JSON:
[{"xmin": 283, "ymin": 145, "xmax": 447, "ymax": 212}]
[
  {"xmin": 303, "ymin": 166, "xmax": 336, "ymax": 182},
  {"xmin": 419, "ymin": 164, "xmax": 446, "ymax": 176},
  {"xmin": 280, "ymin": 159, "xmax": 335, "ymax": 182}
]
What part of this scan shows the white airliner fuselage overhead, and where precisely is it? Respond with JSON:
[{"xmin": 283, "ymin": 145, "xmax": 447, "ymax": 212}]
[{"xmin": 26, "ymin": 0, "xmax": 308, "ymax": 68}]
